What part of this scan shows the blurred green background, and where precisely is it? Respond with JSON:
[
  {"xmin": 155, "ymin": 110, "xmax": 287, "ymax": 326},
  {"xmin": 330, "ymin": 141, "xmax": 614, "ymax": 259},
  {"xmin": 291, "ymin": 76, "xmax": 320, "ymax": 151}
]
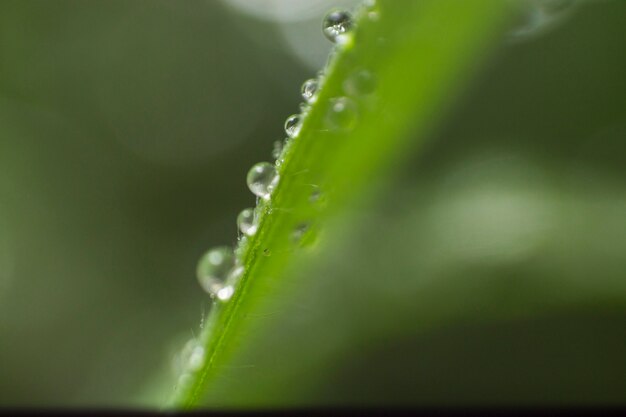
[{"xmin": 0, "ymin": 0, "xmax": 625, "ymax": 408}]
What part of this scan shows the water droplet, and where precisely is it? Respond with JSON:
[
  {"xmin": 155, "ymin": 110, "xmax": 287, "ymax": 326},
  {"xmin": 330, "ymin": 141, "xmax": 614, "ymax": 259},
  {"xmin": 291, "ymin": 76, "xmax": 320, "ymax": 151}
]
[
  {"xmin": 247, "ymin": 162, "xmax": 279, "ymax": 200},
  {"xmin": 301, "ymin": 78, "xmax": 319, "ymax": 104},
  {"xmin": 344, "ymin": 69, "xmax": 377, "ymax": 96},
  {"xmin": 284, "ymin": 114, "xmax": 302, "ymax": 138},
  {"xmin": 509, "ymin": 0, "xmax": 578, "ymax": 40},
  {"xmin": 326, "ymin": 97, "xmax": 358, "ymax": 131},
  {"xmin": 263, "ymin": 248, "xmax": 271, "ymax": 257},
  {"xmin": 187, "ymin": 345, "xmax": 205, "ymax": 371},
  {"xmin": 216, "ymin": 285, "xmax": 234, "ymax": 302},
  {"xmin": 237, "ymin": 208, "xmax": 258, "ymax": 237},
  {"xmin": 196, "ymin": 246, "xmax": 235, "ymax": 296},
  {"xmin": 323, "ymin": 10, "xmax": 354, "ymax": 43},
  {"xmin": 175, "ymin": 338, "xmax": 205, "ymax": 374},
  {"xmin": 292, "ymin": 222, "xmax": 310, "ymax": 244}
]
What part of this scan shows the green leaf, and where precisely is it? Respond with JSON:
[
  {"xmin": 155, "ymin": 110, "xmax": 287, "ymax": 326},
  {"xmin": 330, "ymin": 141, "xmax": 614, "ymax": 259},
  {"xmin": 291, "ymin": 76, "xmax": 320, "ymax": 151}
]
[{"xmin": 169, "ymin": 0, "xmax": 510, "ymax": 408}]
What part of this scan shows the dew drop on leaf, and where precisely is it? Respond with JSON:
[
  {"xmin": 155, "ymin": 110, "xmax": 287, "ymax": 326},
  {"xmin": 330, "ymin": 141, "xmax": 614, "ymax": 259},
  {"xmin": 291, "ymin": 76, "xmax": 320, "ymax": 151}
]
[
  {"xmin": 322, "ymin": 10, "xmax": 354, "ymax": 43},
  {"xmin": 174, "ymin": 338, "xmax": 205, "ymax": 375},
  {"xmin": 301, "ymin": 78, "xmax": 319, "ymax": 104},
  {"xmin": 196, "ymin": 246, "xmax": 235, "ymax": 297},
  {"xmin": 284, "ymin": 114, "xmax": 302, "ymax": 138},
  {"xmin": 187, "ymin": 344, "xmax": 205, "ymax": 372},
  {"xmin": 309, "ymin": 188, "xmax": 322, "ymax": 203},
  {"xmin": 237, "ymin": 208, "xmax": 258, "ymax": 237},
  {"xmin": 216, "ymin": 285, "xmax": 234, "ymax": 302},
  {"xmin": 291, "ymin": 222, "xmax": 310, "ymax": 244},
  {"xmin": 246, "ymin": 162, "xmax": 279, "ymax": 200}
]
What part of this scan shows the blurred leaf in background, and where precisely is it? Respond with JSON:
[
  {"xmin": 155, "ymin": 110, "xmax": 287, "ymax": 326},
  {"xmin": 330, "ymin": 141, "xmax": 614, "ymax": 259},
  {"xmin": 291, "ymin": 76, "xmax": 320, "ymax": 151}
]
[{"xmin": 0, "ymin": 0, "xmax": 625, "ymax": 408}]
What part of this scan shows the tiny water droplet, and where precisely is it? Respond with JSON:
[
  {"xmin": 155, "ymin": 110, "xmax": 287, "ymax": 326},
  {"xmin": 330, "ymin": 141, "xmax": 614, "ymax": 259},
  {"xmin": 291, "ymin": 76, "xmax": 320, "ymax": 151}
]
[
  {"xmin": 197, "ymin": 246, "xmax": 235, "ymax": 296},
  {"xmin": 175, "ymin": 338, "xmax": 205, "ymax": 374},
  {"xmin": 247, "ymin": 162, "xmax": 279, "ymax": 200},
  {"xmin": 344, "ymin": 69, "xmax": 377, "ymax": 96},
  {"xmin": 301, "ymin": 78, "xmax": 319, "ymax": 104},
  {"xmin": 237, "ymin": 208, "xmax": 258, "ymax": 236},
  {"xmin": 326, "ymin": 97, "xmax": 358, "ymax": 131},
  {"xmin": 263, "ymin": 248, "xmax": 271, "ymax": 257},
  {"xmin": 309, "ymin": 188, "xmax": 322, "ymax": 203},
  {"xmin": 323, "ymin": 10, "xmax": 354, "ymax": 43},
  {"xmin": 292, "ymin": 222, "xmax": 310, "ymax": 244},
  {"xmin": 284, "ymin": 114, "xmax": 302, "ymax": 138}
]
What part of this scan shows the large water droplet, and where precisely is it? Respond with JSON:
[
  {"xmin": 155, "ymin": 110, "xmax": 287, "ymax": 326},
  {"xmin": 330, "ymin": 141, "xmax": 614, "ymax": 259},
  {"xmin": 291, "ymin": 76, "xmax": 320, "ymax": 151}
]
[
  {"xmin": 344, "ymin": 69, "xmax": 377, "ymax": 96},
  {"xmin": 323, "ymin": 10, "xmax": 354, "ymax": 43},
  {"xmin": 326, "ymin": 97, "xmax": 358, "ymax": 131},
  {"xmin": 284, "ymin": 114, "xmax": 302, "ymax": 138},
  {"xmin": 237, "ymin": 208, "xmax": 258, "ymax": 237},
  {"xmin": 301, "ymin": 78, "xmax": 319, "ymax": 104},
  {"xmin": 247, "ymin": 162, "xmax": 279, "ymax": 200},
  {"xmin": 197, "ymin": 246, "xmax": 235, "ymax": 296}
]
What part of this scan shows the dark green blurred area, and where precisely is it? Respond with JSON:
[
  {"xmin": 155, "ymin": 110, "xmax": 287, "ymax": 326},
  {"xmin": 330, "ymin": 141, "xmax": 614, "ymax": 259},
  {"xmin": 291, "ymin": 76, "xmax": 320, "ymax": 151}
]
[{"xmin": 0, "ymin": 0, "xmax": 625, "ymax": 408}]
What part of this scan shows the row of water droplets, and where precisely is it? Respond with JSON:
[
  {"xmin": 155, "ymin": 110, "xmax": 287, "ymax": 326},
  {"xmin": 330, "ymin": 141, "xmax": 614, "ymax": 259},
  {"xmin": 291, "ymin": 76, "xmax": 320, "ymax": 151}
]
[
  {"xmin": 173, "ymin": 3, "xmax": 373, "ymax": 388},
  {"xmin": 195, "ymin": 3, "xmax": 381, "ymax": 304},
  {"xmin": 193, "ymin": 0, "xmax": 576, "ymax": 308},
  {"xmin": 174, "ymin": 0, "xmax": 580, "ymax": 387}
]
